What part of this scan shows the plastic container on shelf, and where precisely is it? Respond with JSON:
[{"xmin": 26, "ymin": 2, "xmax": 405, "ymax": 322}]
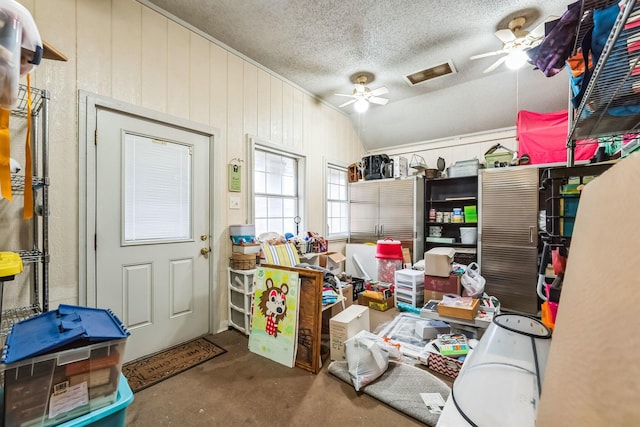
[
  {"xmin": 460, "ymin": 227, "xmax": 477, "ymax": 244},
  {"xmin": 0, "ymin": 9, "xmax": 21, "ymax": 109},
  {"xmin": 229, "ymin": 224, "xmax": 256, "ymax": 244},
  {"xmin": 464, "ymin": 205, "xmax": 477, "ymax": 223},
  {"xmin": 375, "ymin": 238, "xmax": 403, "ymax": 285}
]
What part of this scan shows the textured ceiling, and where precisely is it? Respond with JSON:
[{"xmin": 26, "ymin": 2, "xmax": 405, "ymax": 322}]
[{"xmin": 142, "ymin": 0, "xmax": 572, "ymax": 150}]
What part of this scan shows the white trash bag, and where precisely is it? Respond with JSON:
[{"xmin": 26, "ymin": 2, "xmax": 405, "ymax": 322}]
[
  {"xmin": 461, "ymin": 262, "xmax": 486, "ymax": 298},
  {"xmin": 344, "ymin": 330, "xmax": 399, "ymax": 391}
]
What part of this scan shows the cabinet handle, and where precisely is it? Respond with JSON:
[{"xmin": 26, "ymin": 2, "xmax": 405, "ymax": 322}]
[
  {"xmin": 374, "ymin": 224, "xmax": 378, "ymax": 236},
  {"xmin": 380, "ymin": 224, "xmax": 384, "ymax": 236},
  {"xmin": 529, "ymin": 226, "xmax": 535, "ymax": 243}
]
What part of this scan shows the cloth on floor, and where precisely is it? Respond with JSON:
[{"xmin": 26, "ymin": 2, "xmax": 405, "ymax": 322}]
[{"xmin": 328, "ymin": 360, "xmax": 451, "ymax": 427}]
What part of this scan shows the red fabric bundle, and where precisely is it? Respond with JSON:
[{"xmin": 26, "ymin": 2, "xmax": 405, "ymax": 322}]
[{"xmin": 516, "ymin": 110, "xmax": 597, "ymax": 164}]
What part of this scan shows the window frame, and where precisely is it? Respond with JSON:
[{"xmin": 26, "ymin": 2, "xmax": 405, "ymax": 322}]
[
  {"xmin": 324, "ymin": 159, "xmax": 350, "ymax": 241},
  {"xmin": 247, "ymin": 136, "xmax": 307, "ymax": 238}
]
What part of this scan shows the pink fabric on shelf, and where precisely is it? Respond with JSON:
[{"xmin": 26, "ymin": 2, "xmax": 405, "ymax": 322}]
[{"xmin": 516, "ymin": 109, "xmax": 597, "ymax": 164}]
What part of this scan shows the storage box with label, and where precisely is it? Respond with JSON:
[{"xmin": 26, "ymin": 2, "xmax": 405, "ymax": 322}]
[
  {"xmin": 319, "ymin": 251, "xmax": 347, "ymax": 274},
  {"xmin": 329, "ymin": 305, "xmax": 370, "ymax": 361},
  {"xmin": 424, "ymin": 273, "xmax": 461, "ymax": 295},
  {"xmin": 1, "ymin": 305, "xmax": 129, "ymax": 427},
  {"xmin": 424, "ymin": 247, "xmax": 455, "ymax": 277}
]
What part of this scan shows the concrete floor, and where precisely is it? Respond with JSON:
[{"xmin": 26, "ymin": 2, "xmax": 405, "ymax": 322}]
[{"xmin": 124, "ymin": 307, "xmax": 437, "ymax": 426}]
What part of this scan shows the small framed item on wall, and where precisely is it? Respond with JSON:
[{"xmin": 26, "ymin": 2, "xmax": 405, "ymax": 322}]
[{"xmin": 228, "ymin": 163, "xmax": 241, "ymax": 192}]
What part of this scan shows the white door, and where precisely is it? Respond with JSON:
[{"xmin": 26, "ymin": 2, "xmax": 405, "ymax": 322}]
[{"xmin": 95, "ymin": 108, "xmax": 211, "ymax": 363}]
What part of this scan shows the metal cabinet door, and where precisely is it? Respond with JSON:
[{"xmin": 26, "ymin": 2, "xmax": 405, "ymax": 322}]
[
  {"xmin": 378, "ymin": 178, "xmax": 417, "ymax": 241},
  {"xmin": 480, "ymin": 167, "xmax": 539, "ymax": 314},
  {"xmin": 349, "ymin": 181, "xmax": 380, "ymax": 242}
]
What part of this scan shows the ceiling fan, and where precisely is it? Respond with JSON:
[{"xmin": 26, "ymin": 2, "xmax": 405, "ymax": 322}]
[
  {"xmin": 335, "ymin": 72, "xmax": 389, "ymax": 113},
  {"xmin": 471, "ymin": 16, "xmax": 555, "ymax": 73}
]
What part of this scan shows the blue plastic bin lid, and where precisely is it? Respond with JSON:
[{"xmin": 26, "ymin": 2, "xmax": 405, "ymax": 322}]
[{"xmin": 2, "ymin": 304, "xmax": 129, "ymax": 364}]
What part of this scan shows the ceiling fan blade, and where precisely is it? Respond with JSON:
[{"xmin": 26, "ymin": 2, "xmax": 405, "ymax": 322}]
[
  {"xmin": 495, "ymin": 28, "xmax": 516, "ymax": 43},
  {"xmin": 334, "ymin": 93, "xmax": 354, "ymax": 97},
  {"xmin": 339, "ymin": 99, "xmax": 356, "ymax": 108},
  {"xmin": 483, "ymin": 56, "xmax": 506, "ymax": 73},
  {"xmin": 369, "ymin": 97, "xmax": 388, "ymax": 105},
  {"xmin": 470, "ymin": 49, "xmax": 507, "ymax": 60},
  {"xmin": 370, "ymin": 86, "xmax": 388, "ymax": 97},
  {"xmin": 529, "ymin": 15, "xmax": 559, "ymax": 39}
]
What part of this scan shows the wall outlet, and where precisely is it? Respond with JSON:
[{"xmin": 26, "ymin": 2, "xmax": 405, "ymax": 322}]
[{"xmin": 229, "ymin": 196, "xmax": 240, "ymax": 210}]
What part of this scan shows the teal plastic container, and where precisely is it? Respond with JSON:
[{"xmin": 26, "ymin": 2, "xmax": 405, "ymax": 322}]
[{"xmin": 57, "ymin": 374, "xmax": 133, "ymax": 427}]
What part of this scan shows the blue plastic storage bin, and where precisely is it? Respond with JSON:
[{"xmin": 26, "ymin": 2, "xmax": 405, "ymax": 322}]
[{"xmin": 1, "ymin": 305, "xmax": 130, "ymax": 427}]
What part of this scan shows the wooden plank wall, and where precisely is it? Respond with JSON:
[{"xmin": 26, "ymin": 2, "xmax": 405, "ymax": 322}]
[{"xmin": 11, "ymin": 0, "xmax": 363, "ymax": 332}]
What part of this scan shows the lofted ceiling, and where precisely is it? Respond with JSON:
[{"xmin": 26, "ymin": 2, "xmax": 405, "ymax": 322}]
[{"xmin": 141, "ymin": 0, "xmax": 573, "ymax": 151}]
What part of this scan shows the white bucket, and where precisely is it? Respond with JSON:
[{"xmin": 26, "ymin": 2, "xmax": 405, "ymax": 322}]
[{"xmin": 460, "ymin": 227, "xmax": 477, "ymax": 244}]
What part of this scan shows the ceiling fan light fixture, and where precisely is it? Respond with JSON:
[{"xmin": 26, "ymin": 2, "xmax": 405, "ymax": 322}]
[
  {"xmin": 505, "ymin": 49, "xmax": 528, "ymax": 70},
  {"xmin": 354, "ymin": 98, "xmax": 369, "ymax": 113}
]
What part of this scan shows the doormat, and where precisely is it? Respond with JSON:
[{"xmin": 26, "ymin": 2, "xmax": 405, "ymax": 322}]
[{"xmin": 122, "ymin": 336, "xmax": 226, "ymax": 393}]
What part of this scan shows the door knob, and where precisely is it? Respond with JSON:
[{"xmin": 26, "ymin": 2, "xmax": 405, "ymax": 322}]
[
  {"xmin": 200, "ymin": 247, "xmax": 210, "ymax": 258},
  {"xmin": 200, "ymin": 234, "xmax": 208, "ymax": 241}
]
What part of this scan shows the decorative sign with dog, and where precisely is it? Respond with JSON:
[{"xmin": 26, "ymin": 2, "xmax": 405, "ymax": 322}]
[{"xmin": 248, "ymin": 266, "xmax": 300, "ymax": 367}]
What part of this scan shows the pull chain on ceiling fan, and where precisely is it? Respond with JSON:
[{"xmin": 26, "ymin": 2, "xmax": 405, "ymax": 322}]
[{"xmin": 335, "ymin": 72, "xmax": 389, "ymax": 112}]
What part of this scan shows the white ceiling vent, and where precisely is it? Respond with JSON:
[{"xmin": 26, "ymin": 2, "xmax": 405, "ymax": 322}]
[{"xmin": 403, "ymin": 60, "xmax": 457, "ymax": 86}]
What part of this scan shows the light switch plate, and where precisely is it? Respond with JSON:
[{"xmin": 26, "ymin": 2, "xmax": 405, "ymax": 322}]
[{"xmin": 229, "ymin": 196, "xmax": 240, "ymax": 209}]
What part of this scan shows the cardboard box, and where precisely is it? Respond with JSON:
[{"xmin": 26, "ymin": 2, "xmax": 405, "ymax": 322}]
[
  {"xmin": 424, "ymin": 247, "xmax": 455, "ymax": 277},
  {"xmin": 437, "ymin": 298, "xmax": 480, "ymax": 320},
  {"xmin": 329, "ymin": 305, "xmax": 370, "ymax": 361},
  {"xmin": 424, "ymin": 273, "xmax": 461, "ymax": 295},
  {"xmin": 424, "ymin": 290, "xmax": 449, "ymax": 302},
  {"xmin": 319, "ymin": 252, "xmax": 347, "ymax": 274},
  {"xmin": 357, "ymin": 293, "xmax": 394, "ymax": 312},
  {"xmin": 328, "ymin": 283, "xmax": 354, "ymax": 318}
]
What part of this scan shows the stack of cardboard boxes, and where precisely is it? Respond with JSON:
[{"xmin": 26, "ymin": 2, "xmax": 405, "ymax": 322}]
[{"xmin": 424, "ymin": 247, "xmax": 461, "ymax": 301}]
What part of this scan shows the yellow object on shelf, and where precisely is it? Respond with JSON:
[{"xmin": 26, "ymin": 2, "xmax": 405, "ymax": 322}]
[{"xmin": 0, "ymin": 251, "xmax": 23, "ymax": 279}]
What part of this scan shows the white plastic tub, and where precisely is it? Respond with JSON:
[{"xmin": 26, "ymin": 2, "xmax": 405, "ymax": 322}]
[{"xmin": 460, "ymin": 227, "xmax": 477, "ymax": 244}]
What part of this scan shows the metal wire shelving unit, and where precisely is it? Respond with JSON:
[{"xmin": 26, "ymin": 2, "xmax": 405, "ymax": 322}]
[
  {"xmin": 567, "ymin": 0, "xmax": 640, "ymax": 165},
  {"xmin": 1, "ymin": 84, "xmax": 50, "ymax": 339}
]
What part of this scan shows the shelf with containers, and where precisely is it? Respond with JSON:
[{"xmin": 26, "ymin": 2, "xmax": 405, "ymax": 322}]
[
  {"xmin": 539, "ymin": 163, "xmax": 614, "ymax": 242},
  {"xmin": 227, "ymin": 267, "xmax": 255, "ymax": 335},
  {"xmin": 424, "ymin": 175, "xmax": 479, "ymax": 261}
]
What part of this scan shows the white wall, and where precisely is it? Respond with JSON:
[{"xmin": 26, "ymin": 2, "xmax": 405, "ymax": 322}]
[{"xmin": 2, "ymin": 0, "xmax": 364, "ymax": 332}]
